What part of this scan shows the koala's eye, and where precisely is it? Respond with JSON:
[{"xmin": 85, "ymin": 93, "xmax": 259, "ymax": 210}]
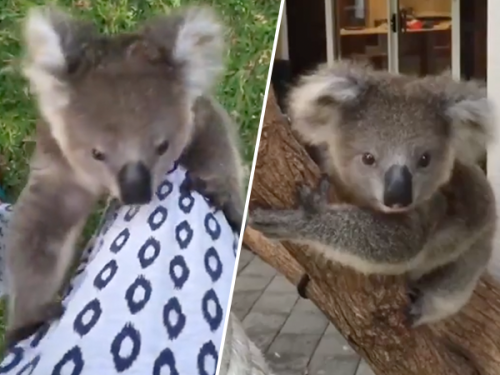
[
  {"xmin": 92, "ymin": 149, "xmax": 106, "ymax": 161},
  {"xmin": 418, "ymin": 152, "xmax": 431, "ymax": 168},
  {"xmin": 156, "ymin": 140, "xmax": 170, "ymax": 156},
  {"xmin": 361, "ymin": 153, "xmax": 376, "ymax": 166}
]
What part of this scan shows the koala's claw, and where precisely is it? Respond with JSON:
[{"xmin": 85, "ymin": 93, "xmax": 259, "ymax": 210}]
[
  {"xmin": 406, "ymin": 285, "xmax": 421, "ymax": 303},
  {"xmin": 403, "ymin": 286, "xmax": 423, "ymax": 328},
  {"xmin": 180, "ymin": 173, "xmax": 207, "ymax": 196},
  {"xmin": 297, "ymin": 185, "xmax": 312, "ymax": 204},
  {"xmin": 318, "ymin": 173, "xmax": 331, "ymax": 196},
  {"xmin": 181, "ymin": 174, "xmax": 227, "ymax": 211},
  {"xmin": 5, "ymin": 301, "xmax": 65, "ymax": 348},
  {"xmin": 297, "ymin": 274, "xmax": 310, "ymax": 299},
  {"xmin": 297, "ymin": 175, "xmax": 331, "ymax": 214}
]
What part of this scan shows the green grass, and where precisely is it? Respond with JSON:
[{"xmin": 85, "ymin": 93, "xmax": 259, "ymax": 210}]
[
  {"xmin": 0, "ymin": 0, "xmax": 280, "ymax": 197},
  {"xmin": 0, "ymin": 0, "xmax": 280, "ymax": 345}
]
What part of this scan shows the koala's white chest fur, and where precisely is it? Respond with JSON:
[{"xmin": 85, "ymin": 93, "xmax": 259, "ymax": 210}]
[{"xmin": 299, "ymin": 240, "xmax": 424, "ymax": 275}]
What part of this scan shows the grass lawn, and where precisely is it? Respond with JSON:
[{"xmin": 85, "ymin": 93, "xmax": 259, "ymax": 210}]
[{"xmin": 0, "ymin": 0, "xmax": 280, "ymax": 341}]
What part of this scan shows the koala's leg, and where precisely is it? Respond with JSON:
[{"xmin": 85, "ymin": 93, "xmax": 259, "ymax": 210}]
[
  {"xmin": 250, "ymin": 178, "xmax": 431, "ymax": 274},
  {"xmin": 5, "ymin": 173, "xmax": 95, "ymax": 345},
  {"xmin": 405, "ymin": 236, "xmax": 492, "ymax": 327}
]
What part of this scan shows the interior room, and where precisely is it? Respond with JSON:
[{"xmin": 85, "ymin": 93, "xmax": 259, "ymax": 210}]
[{"xmin": 278, "ymin": 0, "xmax": 486, "ymax": 83}]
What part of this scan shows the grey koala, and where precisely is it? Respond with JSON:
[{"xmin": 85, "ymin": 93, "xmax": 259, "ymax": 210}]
[
  {"xmin": 5, "ymin": 5, "xmax": 244, "ymax": 346},
  {"xmin": 250, "ymin": 61, "xmax": 497, "ymax": 328}
]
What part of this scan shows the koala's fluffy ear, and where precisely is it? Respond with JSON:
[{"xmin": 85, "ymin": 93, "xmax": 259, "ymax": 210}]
[
  {"xmin": 22, "ymin": 6, "xmax": 93, "ymax": 95},
  {"xmin": 287, "ymin": 61, "xmax": 370, "ymax": 146},
  {"xmin": 441, "ymin": 79, "xmax": 495, "ymax": 163},
  {"xmin": 22, "ymin": 6, "xmax": 68, "ymax": 101},
  {"xmin": 145, "ymin": 6, "xmax": 226, "ymax": 100},
  {"xmin": 22, "ymin": 6, "xmax": 94, "ymax": 149},
  {"xmin": 173, "ymin": 6, "xmax": 225, "ymax": 99}
]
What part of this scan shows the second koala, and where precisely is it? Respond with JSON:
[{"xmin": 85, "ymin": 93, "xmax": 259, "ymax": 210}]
[
  {"xmin": 5, "ymin": 5, "xmax": 244, "ymax": 346},
  {"xmin": 251, "ymin": 61, "xmax": 497, "ymax": 327}
]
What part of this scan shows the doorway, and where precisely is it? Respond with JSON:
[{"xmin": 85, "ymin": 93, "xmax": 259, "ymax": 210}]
[{"xmin": 334, "ymin": 0, "xmax": 460, "ymax": 76}]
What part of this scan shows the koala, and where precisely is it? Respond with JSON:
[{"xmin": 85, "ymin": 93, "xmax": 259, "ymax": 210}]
[
  {"xmin": 250, "ymin": 61, "xmax": 497, "ymax": 328},
  {"xmin": 219, "ymin": 313, "xmax": 276, "ymax": 375},
  {"xmin": 5, "ymin": 5, "xmax": 244, "ymax": 346}
]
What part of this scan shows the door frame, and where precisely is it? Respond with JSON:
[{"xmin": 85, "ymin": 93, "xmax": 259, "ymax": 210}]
[
  {"xmin": 451, "ymin": 0, "xmax": 461, "ymax": 78},
  {"xmin": 324, "ymin": 0, "xmax": 336, "ymax": 66},
  {"xmin": 277, "ymin": 0, "xmax": 289, "ymax": 61}
]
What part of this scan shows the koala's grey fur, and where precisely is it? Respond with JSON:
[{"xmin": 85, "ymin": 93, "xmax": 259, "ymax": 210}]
[
  {"xmin": 250, "ymin": 61, "xmax": 497, "ymax": 327},
  {"xmin": 218, "ymin": 313, "xmax": 276, "ymax": 375},
  {"xmin": 5, "ymin": 5, "xmax": 244, "ymax": 346}
]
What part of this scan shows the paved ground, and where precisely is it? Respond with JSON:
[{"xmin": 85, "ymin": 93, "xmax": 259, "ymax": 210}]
[{"xmin": 231, "ymin": 248, "xmax": 376, "ymax": 375}]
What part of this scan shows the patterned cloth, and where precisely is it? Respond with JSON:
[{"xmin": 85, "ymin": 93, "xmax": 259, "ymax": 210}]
[{"xmin": 0, "ymin": 164, "xmax": 238, "ymax": 375}]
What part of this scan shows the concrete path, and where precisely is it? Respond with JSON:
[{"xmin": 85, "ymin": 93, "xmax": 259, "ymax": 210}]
[{"xmin": 230, "ymin": 248, "xmax": 376, "ymax": 375}]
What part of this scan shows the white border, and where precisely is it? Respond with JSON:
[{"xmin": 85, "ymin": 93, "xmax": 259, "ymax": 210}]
[{"xmin": 214, "ymin": 1, "xmax": 286, "ymax": 373}]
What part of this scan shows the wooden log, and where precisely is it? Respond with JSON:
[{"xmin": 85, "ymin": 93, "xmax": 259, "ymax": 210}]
[{"xmin": 244, "ymin": 87, "xmax": 500, "ymax": 375}]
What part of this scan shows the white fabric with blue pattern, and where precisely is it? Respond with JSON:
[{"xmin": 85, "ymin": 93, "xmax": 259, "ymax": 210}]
[{"xmin": 0, "ymin": 164, "xmax": 238, "ymax": 375}]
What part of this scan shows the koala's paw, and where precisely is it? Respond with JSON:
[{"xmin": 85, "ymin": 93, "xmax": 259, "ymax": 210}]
[
  {"xmin": 181, "ymin": 173, "xmax": 229, "ymax": 211},
  {"xmin": 403, "ymin": 286, "xmax": 424, "ymax": 327},
  {"xmin": 181, "ymin": 173, "xmax": 243, "ymax": 232},
  {"xmin": 297, "ymin": 174, "xmax": 330, "ymax": 214},
  {"xmin": 5, "ymin": 301, "xmax": 65, "ymax": 348},
  {"xmin": 5, "ymin": 322, "xmax": 45, "ymax": 349},
  {"xmin": 403, "ymin": 284, "xmax": 466, "ymax": 328}
]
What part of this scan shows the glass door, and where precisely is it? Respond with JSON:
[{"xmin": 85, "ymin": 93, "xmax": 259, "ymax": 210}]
[
  {"xmin": 335, "ymin": 0, "xmax": 391, "ymax": 71},
  {"xmin": 390, "ymin": 0, "xmax": 460, "ymax": 76}
]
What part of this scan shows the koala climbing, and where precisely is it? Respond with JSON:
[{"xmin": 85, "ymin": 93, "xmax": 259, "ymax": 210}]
[
  {"xmin": 5, "ymin": 5, "xmax": 244, "ymax": 346},
  {"xmin": 250, "ymin": 61, "xmax": 497, "ymax": 327}
]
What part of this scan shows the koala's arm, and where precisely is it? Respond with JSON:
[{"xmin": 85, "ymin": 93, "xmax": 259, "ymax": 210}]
[
  {"xmin": 251, "ymin": 169, "xmax": 496, "ymax": 327},
  {"xmin": 5, "ymin": 168, "xmax": 96, "ymax": 344},
  {"xmin": 250, "ymin": 178, "xmax": 447, "ymax": 275},
  {"xmin": 180, "ymin": 96, "xmax": 245, "ymax": 233}
]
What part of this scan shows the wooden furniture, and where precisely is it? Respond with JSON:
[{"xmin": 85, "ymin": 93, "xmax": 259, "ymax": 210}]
[{"xmin": 340, "ymin": 21, "xmax": 450, "ymax": 35}]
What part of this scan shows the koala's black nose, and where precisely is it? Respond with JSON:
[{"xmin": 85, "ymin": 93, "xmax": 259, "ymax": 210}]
[
  {"xmin": 383, "ymin": 165, "xmax": 413, "ymax": 208},
  {"xmin": 118, "ymin": 162, "xmax": 152, "ymax": 205}
]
